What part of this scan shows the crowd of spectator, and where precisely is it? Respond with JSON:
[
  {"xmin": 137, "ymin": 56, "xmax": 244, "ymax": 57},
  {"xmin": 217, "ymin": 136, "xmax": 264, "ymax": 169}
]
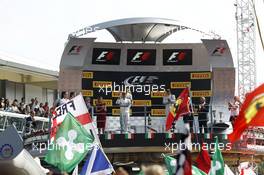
[{"xmin": 0, "ymin": 97, "xmax": 50, "ymax": 117}]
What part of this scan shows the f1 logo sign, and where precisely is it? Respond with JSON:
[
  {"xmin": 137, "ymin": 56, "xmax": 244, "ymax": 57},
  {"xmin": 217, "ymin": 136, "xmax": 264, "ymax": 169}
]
[
  {"xmin": 167, "ymin": 52, "xmax": 186, "ymax": 62},
  {"xmin": 163, "ymin": 49, "xmax": 192, "ymax": 65},
  {"xmin": 92, "ymin": 48, "xmax": 121, "ymax": 65},
  {"xmin": 131, "ymin": 52, "xmax": 151, "ymax": 62},
  {"xmin": 96, "ymin": 51, "xmax": 114, "ymax": 62},
  {"xmin": 127, "ymin": 49, "xmax": 156, "ymax": 65},
  {"xmin": 68, "ymin": 45, "xmax": 82, "ymax": 55}
]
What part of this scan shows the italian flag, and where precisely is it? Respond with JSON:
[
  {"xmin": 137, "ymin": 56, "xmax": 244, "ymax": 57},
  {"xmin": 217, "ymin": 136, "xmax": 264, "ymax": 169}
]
[
  {"xmin": 165, "ymin": 132, "xmax": 175, "ymax": 139},
  {"xmin": 105, "ymin": 133, "xmax": 114, "ymax": 140},
  {"xmin": 204, "ymin": 133, "xmax": 212, "ymax": 139},
  {"xmin": 125, "ymin": 133, "xmax": 134, "ymax": 139},
  {"xmin": 222, "ymin": 134, "xmax": 228, "ymax": 140},
  {"xmin": 145, "ymin": 132, "xmax": 154, "ymax": 139}
]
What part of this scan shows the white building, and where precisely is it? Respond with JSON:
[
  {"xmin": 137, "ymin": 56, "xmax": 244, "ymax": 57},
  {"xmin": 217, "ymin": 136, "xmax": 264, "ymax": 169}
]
[{"xmin": 0, "ymin": 52, "xmax": 58, "ymax": 105}]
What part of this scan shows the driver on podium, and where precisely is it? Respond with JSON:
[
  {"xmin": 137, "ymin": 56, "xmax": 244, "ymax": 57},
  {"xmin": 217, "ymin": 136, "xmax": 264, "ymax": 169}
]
[
  {"xmin": 163, "ymin": 89, "xmax": 176, "ymax": 117},
  {"xmin": 116, "ymin": 92, "xmax": 132, "ymax": 133}
]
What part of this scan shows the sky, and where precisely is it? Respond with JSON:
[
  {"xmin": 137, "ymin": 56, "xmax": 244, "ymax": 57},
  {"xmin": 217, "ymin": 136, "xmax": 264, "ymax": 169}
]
[{"xmin": 0, "ymin": 0, "xmax": 263, "ymax": 84}]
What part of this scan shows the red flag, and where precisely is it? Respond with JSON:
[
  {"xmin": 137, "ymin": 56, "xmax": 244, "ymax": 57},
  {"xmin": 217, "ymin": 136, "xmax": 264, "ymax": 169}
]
[
  {"xmin": 196, "ymin": 144, "xmax": 211, "ymax": 174},
  {"xmin": 228, "ymin": 83, "xmax": 264, "ymax": 142},
  {"xmin": 165, "ymin": 87, "xmax": 190, "ymax": 131},
  {"xmin": 175, "ymin": 149, "xmax": 192, "ymax": 175}
]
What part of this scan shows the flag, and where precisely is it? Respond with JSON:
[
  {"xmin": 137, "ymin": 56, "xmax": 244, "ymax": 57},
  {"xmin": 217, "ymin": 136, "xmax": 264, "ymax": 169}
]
[
  {"xmin": 165, "ymin": 132, "xmax": 175, "ymax": 139},
  {"xmin": 145, "ymin": 132, "xmax": 155, "ymax": 139},
  {"xmin": 80, "ymin": 145, "xmax": 114, "ymax": 175},
  {"xmin": 163, "ymin": 154, "xmax": 177, "ymax": 175},
  {"xmin": 166, "ymin": 87, "xmax": 190, "ymax": 131},
  {"xmin": 137, "ymin": 171, "xmax": 145, "ymax": 175},
  {"xmin": 175, "ymin": 149, "xmax": 192, "ymax": 175},
  {"xmin": 196, "ymin": 143, "xmax": 211, "ymax": 174},
  {"xmin": 72, "ymin": 165, "xmax": 78, "ymax": 175},
  {"xmin": 192, "ymin": 166, "xmax": 207, "ymax": 175},
  {"xmin": 51, "ymin": 94, "xmax": 100, "ymax": 144},
  {"xmin": 105, "ymin": 133, "xmax": 114, "ymax": 140},
  {"xmin": 222, "ymin": 134, "xmax": 228, "ymax": 140},
  {"xmin": 209, "ymin": 137, "xmax": 224, "ymax": 175},
  {"xmin": 125, "ymin": 133, "xmax": 134, "ymax": 139},
  {"xmin": 204, "ymin": 133, "xmax": 212, "ymax": 139},
  {"xmin": 228, "ymin": 83, "xmax": 264, "ymax": 142},
  {"xmin": 45, "ymin": 113, "xmax": 94, "ymax": 172},
  {"xmin": 224, "ymin": 164, "xmax": 234, "ymax": 175}
]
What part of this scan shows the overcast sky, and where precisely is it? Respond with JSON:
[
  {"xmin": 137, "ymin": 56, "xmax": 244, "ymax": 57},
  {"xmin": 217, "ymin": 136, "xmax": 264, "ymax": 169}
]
[{"xmin": 0, "ymin": 0, "xmax": 263, "ymax": 84}]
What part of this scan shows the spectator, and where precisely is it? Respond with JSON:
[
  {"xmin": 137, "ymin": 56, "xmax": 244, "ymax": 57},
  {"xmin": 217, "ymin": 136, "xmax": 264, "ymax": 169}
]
[
  {"xmin": 11, "ymin": 99, "xmax": 20, "ymax": 113},
  {"xmin": 197, "ymin": 97, "xmax": 209, "ymax": 133},
  {"xmin": 34, "ymin": 99, "xmax": 40, "ymax": 110},
  {"xmin": 38, "ymin": 103, "xmax": 45, "ymax": 117},
  {"xmin": 29, "ymin": 98, "xmax": 35, "ymax": 111},
  {"xmin": 24, "ymin": 105, "xmax": 31, "ymax": 115},
  {"xmin": 59, "ymin": 91, "xmax": 69, "ymax": 106},
  {"xmin": 25, "ymin": 110, "xmax": 36, "ymax": 133},
  {"xmin": 19, "ymin": 97, "xmax": 26, "ymax": 113},
  {"xmin": 4, "ymin": 99, "xmax": 12, "ymax": 112},
  {"xmin": 116, "ymin": 92, "xmax": 132, "ymax": 133},
  {"xmin": 69, "ymin": 92, "xmax": 75, "ymax": 100},
  {"xmin": 0, "ymin": 97, "xmax": 5, "ymax": 111},
  {"xmin": 84, "ymin": 97, "xmax": 93, "ymax": 115},
  {"xmin": 43, "ymin": 102, "xmax": 49, "ymax": 114},
  {"xmin": 144, "ymin": 165, "xmax": 165, "ymax": 175},
  {"xmin": 95, "ymin": 96, "xmax": 107, "ymax": 134},
  {"xmin": 228, "ymin": 96, "xmax": 242, "ymax": 126}
]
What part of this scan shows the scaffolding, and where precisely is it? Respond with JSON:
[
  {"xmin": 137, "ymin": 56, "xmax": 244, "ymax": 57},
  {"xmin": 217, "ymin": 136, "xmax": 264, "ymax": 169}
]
[{"xmin": 236, "ymin": 0, "xmax": 257, "ymax": 99}]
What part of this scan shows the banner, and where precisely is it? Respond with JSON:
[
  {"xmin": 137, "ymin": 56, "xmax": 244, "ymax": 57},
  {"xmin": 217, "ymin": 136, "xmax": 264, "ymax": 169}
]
[
  {"xmin": 82, "ymin": 71, "xmax": 212, "ymax": 116},
  {"xmin": 92, "ymin": 48, "xmax": 121, "ymax": 65},
  {"xmin": 127, "ymin": 49, "xmax": 156, "ymax": 65},
  {"xmin": 163, "ymin": 49, "xmax": 192, "ymax": 65}
]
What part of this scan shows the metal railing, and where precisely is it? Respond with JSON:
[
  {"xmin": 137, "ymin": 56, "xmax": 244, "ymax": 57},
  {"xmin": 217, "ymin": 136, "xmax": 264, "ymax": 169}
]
[
  {"xmin": 0, "ymin": 104, "xmax": 234, "ymax": 135},
  {"xmin": 0, "ymin": 111, "xmax": 49, "ymax": 135},
  {"xmin": 90, "ymin": 104, "xmax": 233, "ymax": 134}
]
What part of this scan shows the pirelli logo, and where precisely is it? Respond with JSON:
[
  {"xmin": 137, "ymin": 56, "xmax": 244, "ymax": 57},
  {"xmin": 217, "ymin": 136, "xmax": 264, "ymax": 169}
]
[
  {"xmin": 170, "ymin": 82, "xmax": 191, "ymax": 89},
  {"xmin": 112, "ymin": 108, "xmax": 132, "ymax": 116},
  {"xmin": 151, "ymin": 91, "xmax": 166, "ymax": 98},
  {"xmin": 93, "ymin": 99, "xmax": 112, "ymax": 106},
  {"xmin": 191, "ymin": 90, "xmax": 212, "ymax": 97},
  {"xmin": 132, "ymin": 100, "xmax": 152, "ymax": 106},
  {"xmin": 191, "ymin": 72, "xmax": 211, "ymax": 79},
  {"xmin": 82, "ymin": 72, "xmax": 93, "ymax": 79},
  {"xmin": 81, "ymin": 90, "xmax": 93, "ymax": 97},
  {"xmin": 151, "ymin": 109, "xmax": 165, "ymax": 116},
  {"xmin": 112, "ymin": 91, "xmax": 121, "ymax": 97},
  {"xmin": 92, "ymin": 81, "xmax": 112, "ymax": 88}
]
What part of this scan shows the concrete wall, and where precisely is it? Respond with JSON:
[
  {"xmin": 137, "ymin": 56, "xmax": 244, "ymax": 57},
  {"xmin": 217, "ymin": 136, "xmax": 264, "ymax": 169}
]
[
  {"xmin": 5, "ymin": 81, "xmax": 24, "ymax": 102},
  {"xmin": 0, "ymin": 80, "xmax": 56, "ymax": 106}
]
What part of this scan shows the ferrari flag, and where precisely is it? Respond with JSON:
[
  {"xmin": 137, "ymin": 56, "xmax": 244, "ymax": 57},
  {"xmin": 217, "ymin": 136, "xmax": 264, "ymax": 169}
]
[
  {"xmin": 165, "ymin": 87, "xmax": 190, "ymax": 131},
  {"xmin": 228, "ymin": 83, "xmax": 264, "ymax": 142}
]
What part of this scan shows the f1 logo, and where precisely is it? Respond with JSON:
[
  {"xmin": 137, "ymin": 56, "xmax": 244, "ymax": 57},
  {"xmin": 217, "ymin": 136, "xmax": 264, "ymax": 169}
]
[
  {"xmin": 68, "ymin": 45, "xmax": 82, "ymax": 55},
  {"xmin": 167, "ymin": 52, "xmax": 186, "ymax": 62},
  {"xmin": 131, "ymin": 52, "xmax": 151, "ymax": 62},
  {"xmin": 96, "ymin": 51, "xmax": 114, "ymax": 62}
]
